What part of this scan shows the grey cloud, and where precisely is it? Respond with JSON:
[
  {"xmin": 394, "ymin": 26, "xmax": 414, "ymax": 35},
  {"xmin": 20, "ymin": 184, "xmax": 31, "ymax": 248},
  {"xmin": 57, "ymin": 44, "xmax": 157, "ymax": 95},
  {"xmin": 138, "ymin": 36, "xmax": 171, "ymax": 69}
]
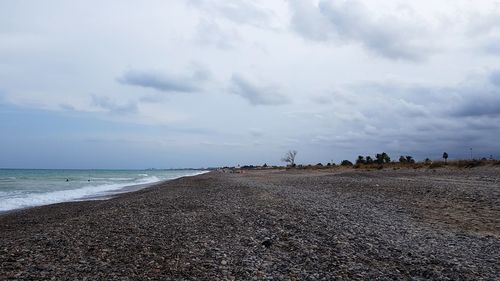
[
  {"xmin": 187, "ymin": 0, "xmax": 271, "ymax": 27},
  {"xmin": 490, "ymin": 70, "xmax": 500, "ymax": 87},
  {"xmin": 310, "ymin": 90, "xmax": 357, "ymax": 106},
  {"xmin": 448, "ymin": 71, "xmax": 500, "ymax": 117},
  {"xmin": 200, "ymin": 141, "xmax": 245, "ymax": 148},
  {"xmin": 230, "ymin": 74, "xmax": 290, "ymax": 106},
  {"xmin": 453, "ymin": 94, "xmax": 500, "ymax": 117},
  {"xmin": 289, "ymin": 0, "xmax": 331, "ymax": 41},
  {"xmin": 353, "ymin": 76, "xmax": 500, "ymax": 118},
  {"xmin": 117, "ymin": 67, "xmax": 209, "ymax": 93},
  {"xmin": 249, "ymin": 128, "xmax": 264, "ymax": 137},
  {"xmin": 305, "ymin": 73, "xmax": 500, "ymax": 160},
  {"xmin": 195, "ymin": 19, "xmax": 241, "ymax": 49},
  {"xmin": 310, "ymin": 95, "xmax": 333, "ymax": 105},
  {"xmin": 465, "ymin": 7, "xmax": 500, "ymax": 56},
  {"xmin": 478, "ymin": 34, "xmax": 500, "ymax": 56},
  {"xmin": 91, "ymin": 95, "xmax": 138, "ymax": 114},
  {"xmin": 0, "ymin": 89, "xmax": 6, "ymax": 104},
  {"xmin": 484, "ymin": 42, "xmax": 500, "ymax": 55},
  {"xmin": 289, "ymin": 0, "xmax": 431, "ymax": 61},
  {"xmin": 59, "ymin": 104, "xmax": 76, "ymax": 111}
]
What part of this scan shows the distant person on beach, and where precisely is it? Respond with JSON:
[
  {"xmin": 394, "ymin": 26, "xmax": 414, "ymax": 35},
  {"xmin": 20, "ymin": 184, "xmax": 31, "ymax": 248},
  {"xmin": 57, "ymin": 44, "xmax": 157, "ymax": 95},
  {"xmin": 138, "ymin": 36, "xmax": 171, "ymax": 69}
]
[{"xmin": 66, "ymin": 178, "xmax": 69, "ymax": 182}]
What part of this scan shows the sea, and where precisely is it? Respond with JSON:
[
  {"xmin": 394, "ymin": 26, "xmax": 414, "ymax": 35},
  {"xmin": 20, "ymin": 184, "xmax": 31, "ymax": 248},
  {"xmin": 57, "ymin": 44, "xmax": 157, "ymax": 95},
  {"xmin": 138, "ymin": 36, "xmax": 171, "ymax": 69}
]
[{"xmin": 0, "ymin": 169, "xmax": 208, "ymax": 212}]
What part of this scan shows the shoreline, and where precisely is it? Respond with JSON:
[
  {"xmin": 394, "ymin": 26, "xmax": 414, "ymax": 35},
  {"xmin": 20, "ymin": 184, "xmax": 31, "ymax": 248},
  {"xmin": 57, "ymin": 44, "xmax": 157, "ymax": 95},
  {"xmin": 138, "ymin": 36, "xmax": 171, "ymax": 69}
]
[
  {"xmin": 1, "ymin": 168, "xmax": 498, "ymax": 280},
  {"xmin": 77, "ymin": 170, "xmax": 211, "ymax": 200},
  {"xmin": 0, "ymin": 170, "xmax": 210, "ymax": 217}
]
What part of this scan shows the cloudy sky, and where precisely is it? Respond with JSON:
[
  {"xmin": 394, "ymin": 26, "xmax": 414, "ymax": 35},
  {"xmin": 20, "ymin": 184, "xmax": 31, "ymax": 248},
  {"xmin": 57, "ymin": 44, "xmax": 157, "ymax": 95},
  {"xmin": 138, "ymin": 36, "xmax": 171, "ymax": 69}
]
[{"xmin": 1, "ymin": 0, "xmax": 499, "ymax": 168}]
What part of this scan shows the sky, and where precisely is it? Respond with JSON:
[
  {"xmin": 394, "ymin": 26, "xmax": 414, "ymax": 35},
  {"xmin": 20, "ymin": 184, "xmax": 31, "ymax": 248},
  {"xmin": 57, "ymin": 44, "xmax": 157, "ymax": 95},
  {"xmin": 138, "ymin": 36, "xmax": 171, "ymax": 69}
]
[{"xmin": 1, "ymin": 0, "xmax": 499, "ymax": 169}]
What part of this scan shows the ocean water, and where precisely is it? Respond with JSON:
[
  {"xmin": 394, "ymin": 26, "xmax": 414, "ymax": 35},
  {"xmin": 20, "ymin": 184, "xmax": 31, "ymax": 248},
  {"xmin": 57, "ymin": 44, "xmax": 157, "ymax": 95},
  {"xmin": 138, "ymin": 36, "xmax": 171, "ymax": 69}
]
[{"xmin": 0, "ymin": 169, "xmax": 207, "ymax": 212}]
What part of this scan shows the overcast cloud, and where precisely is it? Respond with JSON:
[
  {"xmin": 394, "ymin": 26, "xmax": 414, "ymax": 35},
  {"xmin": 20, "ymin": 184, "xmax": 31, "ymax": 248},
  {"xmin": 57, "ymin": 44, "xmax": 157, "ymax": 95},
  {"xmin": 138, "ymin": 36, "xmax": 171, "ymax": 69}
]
[
  {"xmin": 0, "ymin": 0, "xmax": 499, "ymax": 168},
  {"xmin": 290, "ymin": 0, "xmax": 433, "ymax": 60},
  {"xmin": 230, "ymin": 74, "xmax": 290, "ymax": 106}
]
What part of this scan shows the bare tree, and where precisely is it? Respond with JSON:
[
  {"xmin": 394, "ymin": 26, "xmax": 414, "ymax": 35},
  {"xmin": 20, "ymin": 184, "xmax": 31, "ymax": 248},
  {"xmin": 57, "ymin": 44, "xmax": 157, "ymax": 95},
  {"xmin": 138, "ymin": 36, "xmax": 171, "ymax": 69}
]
[
  {"xmin": 442, "ymin": 152, "xmax": 448, "ymax": 164},
  {"xmin": 281, "ymin": 150, "xmax": 298, "ymax": 166}
]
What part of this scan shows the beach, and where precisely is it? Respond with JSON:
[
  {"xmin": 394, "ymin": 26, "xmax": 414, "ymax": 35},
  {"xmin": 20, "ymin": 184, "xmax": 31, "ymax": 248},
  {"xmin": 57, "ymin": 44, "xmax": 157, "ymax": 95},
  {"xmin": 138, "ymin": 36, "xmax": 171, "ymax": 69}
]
[{"xmin": 1, "ymin": 167, "xmax": 499, "ymax": 280}]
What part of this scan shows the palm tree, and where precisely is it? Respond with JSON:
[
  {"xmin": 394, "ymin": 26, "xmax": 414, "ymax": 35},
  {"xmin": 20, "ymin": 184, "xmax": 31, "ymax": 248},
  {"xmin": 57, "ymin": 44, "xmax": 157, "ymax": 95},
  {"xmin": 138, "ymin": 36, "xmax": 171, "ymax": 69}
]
[{"xmin": 442, "ymin": 152, "xmax": 448, "ymax": 164}]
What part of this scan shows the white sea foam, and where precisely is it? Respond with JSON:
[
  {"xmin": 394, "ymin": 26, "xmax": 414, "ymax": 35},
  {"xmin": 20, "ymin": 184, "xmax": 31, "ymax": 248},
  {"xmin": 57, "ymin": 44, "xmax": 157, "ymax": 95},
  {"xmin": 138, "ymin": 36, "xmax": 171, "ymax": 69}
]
[
  {"xmin": 0, "ymin": 182, "xmax": 130, "ymax": 212},
  {"xmin": 0, "ymin": 171, "xmax": 208, "ymax": 212},
  {"xmin": 93, "ymin": 177, "xmax": 132, "ymax": 181}
]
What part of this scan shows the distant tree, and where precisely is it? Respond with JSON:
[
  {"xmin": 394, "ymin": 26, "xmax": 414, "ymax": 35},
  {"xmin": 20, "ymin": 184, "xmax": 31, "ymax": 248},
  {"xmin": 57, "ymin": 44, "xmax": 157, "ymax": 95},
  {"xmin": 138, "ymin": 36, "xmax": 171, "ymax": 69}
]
[
  {"xmin": 405, "ymin": 156, "xmax": 415, "ymax": 163},
  {"xmin": 262, "ymin": 163, "xmax": 268, "ymax": 168},
  {"xmin": 424, "ymin": 158, "xmax": 432, "ymax": 164},
  {"xmin": 442, "ymin": 152, "xmax": 448, "ymax": 164},
  {"xmin": 376, "ymin": 152, "xmax": 390, "ymax": 164},
  {"xmin": 399, "ymin": 156, "xmax": 407, "ymax": 163},
  {"xmin": 281, "ymin": 150, "xmax": 298, "ymax": 167},
  {"xmin": 365, "ymin": 156, "xmax": 374, "ymax": 164},
  {"xmin": 382, "ymin": 152, "xmax": 391, "ymax": 163},
  {"xmin": 356, "ymin": 155, "xmax": 366, "ymax": 164},
  {"xmin": 326, "ymin": 162, "xmax": 331, "ymax": 166},
  {"xmin": 316, "ymin": 163, "xmax": 323, "ymax": 166},
  {"xmin": 341, "ymin": 160, "xmax": 353, "ymax": 166}
]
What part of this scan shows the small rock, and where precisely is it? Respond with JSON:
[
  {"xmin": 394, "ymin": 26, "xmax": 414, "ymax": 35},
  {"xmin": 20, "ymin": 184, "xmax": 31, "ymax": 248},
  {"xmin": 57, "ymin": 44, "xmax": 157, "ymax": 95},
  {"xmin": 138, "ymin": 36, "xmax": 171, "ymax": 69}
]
[{"xmin": 262, "ymin": 239, "xmax": 273, "ymax": 248}]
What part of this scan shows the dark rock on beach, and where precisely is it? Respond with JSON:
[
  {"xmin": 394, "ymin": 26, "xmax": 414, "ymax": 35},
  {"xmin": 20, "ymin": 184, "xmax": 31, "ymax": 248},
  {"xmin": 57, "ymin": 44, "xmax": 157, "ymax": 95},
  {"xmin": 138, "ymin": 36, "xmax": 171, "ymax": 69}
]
[{"xmin": 1, "ymin": 167, "xmax": 499, "ymax": 280}]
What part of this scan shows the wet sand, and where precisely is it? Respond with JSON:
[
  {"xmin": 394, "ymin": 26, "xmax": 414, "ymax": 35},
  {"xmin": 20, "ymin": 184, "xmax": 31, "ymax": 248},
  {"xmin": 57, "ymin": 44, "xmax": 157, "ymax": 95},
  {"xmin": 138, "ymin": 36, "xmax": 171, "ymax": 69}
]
[{"xmin": 1, "ymin": 167, "xmax": 499, "ymax": 280}]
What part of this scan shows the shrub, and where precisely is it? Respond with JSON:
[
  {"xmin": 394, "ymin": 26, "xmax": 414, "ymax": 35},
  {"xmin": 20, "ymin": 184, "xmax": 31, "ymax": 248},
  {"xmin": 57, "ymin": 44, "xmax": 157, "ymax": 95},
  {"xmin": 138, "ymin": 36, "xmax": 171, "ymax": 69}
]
[
  {"xmin": 341, "ymin": 160, "xmax": 353, "ymax": 166},
  {"xmin": 376, "ymin": 152, "xmax": 391, "ymax": 164},
  {"xmin": 356, "ymin": 156, "xmax": 366, "ymax": 164},
  {"xmin": 456, "ymin": 160, "xmax": 486, "ymax": 168},
  {"xmin": 429, "ymin": 162, "xmax": 444, "ymax": 169},
  {"xmin": 405, "ymin": 156, "xmax": 415, "ymax": 163},
  {"xmin": 366, "ymin": 156, "xmax": 374, "ymax": 164}
]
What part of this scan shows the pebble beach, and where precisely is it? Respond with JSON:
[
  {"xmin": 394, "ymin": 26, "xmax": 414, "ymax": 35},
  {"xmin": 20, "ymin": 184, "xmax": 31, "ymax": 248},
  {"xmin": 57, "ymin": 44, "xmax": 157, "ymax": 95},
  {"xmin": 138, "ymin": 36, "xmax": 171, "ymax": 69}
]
[{"xmin": 1, "ymin": 167, "xmax": 499, "ymax": 280}]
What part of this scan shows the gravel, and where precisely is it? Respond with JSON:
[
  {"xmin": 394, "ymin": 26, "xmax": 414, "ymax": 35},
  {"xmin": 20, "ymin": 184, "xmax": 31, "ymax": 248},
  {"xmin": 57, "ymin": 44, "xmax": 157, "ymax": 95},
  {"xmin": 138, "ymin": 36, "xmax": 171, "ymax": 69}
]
[{"xmin": 1, "ymin": 167, "xmax": 499, "ymax": 280}]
